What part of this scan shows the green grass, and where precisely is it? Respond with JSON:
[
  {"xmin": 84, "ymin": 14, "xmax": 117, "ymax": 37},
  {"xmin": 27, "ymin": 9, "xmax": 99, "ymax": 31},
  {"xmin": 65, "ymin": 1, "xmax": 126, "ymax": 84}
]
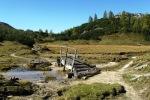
[
  {"xmin": 0, "ymin": 41, "xmax": 28, "ymax": 54},
  {"xmin": 123, "ymin": 74, "xmax": 150, "ymax": 92},
  {"xmin": 0, "ymin": 41, "xmax": 33, "ymax": 71},
  {"xmin": 0, "ymin": 56, "xmax": 27, "ymax": 71},
  {"xmin": 130, "ymin": 53, "xmax": 150, "ymax": 74},
  {"xmin": 136, "ymin": 53, "xmax": 150, "ymax": 62},
  {"xmin": 58, "ymin": 83, "xmax": 126, "ymax": 100},
  {"xmin": 100, "ymin": 33, "xmax": 148, "ymax": 45},
  {"xmin": 122, "ymin": 53, "xmax": 150, "ymax": 100}
]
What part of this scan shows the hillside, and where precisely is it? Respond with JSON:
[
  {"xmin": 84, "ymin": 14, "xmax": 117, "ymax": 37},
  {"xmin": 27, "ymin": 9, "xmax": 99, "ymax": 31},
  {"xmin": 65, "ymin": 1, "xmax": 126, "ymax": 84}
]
[
  {"xmin": 0, "ymin": 22, "xmax": 14, "ymax": 30},
  {"xmin": 0, "ymin": 22, "xmax": 49, "ymax": 46},
  {"xmin": 53, "ymin": 11, "xmax": 150, "ymax": 45},
  {"xmin": 1, "ymin": 11, "xmax": 150, "ymax": 46}
]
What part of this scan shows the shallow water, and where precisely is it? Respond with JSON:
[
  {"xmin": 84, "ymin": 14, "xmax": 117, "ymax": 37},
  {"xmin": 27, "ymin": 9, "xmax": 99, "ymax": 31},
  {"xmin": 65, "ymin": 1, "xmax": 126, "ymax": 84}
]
[{"xmin": 2, "ymin": 67, "xmax": 65, "ymax": 82}]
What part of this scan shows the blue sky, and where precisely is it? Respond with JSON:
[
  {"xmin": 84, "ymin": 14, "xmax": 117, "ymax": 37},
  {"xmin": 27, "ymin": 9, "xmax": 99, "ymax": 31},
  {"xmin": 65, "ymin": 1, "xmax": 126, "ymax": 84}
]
[{"xmin": 0, "ymin": 0, "xmax": 150, "ymax": 33}]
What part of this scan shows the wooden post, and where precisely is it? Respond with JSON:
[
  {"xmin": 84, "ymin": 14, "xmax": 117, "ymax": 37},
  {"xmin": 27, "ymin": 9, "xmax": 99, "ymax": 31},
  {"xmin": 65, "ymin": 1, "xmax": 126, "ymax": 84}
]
[
  {"xmin": 64, "ymin": 47, "xmax": 68, "ymax": 71},
  {"xmin": 71, "ymin": 50, "xmax": 77, "ymax": 72},
  {"xmin": 59, "ymin": 47, "xmax": 62, "ymax": 67},
  {"xmin": 75, "ymin": 50, "xmax": 77, "ymax": 59}
]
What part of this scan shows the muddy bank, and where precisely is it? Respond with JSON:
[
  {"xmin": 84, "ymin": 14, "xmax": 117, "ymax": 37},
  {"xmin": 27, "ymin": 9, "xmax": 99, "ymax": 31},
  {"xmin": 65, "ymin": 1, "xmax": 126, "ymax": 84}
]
[
  {"xmin": 0, "ymin": 75, "xmax": 38, "ymax": 100},
  {"xmin": 0, "ymin": 66, "xmax": 68, "ymax": 100}
]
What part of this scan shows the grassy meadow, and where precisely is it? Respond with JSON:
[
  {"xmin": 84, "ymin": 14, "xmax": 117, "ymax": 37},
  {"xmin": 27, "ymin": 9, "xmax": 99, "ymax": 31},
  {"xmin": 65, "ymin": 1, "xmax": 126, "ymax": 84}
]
[
  {"xmin": 44, "ymin": 44, "xmax": 150, "ymax": 54},
  {"xmin": 40, "ymin": 43, "xmax": 150, "ymax": 66},
  {"xmin": 0, "ymin": 41, "xmax": 150, "ymax": 99},
  {"xmin": 0, "ymin": 41, "xmax": 33, "ymax": 71}
]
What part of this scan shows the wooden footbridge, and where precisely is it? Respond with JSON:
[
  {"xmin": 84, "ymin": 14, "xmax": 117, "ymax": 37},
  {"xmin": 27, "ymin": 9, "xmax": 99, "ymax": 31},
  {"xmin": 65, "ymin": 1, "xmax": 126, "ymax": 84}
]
[{"xmin": 57, "ymin": 46, "xmax": 100, "ymax": 79}]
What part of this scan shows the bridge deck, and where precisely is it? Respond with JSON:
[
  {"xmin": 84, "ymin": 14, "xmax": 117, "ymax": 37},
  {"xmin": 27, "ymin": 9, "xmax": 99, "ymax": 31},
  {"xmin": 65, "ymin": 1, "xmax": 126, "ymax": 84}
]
[{"xmin": 60, "ymin": 56, "xmax": 100, "ymax": 78}]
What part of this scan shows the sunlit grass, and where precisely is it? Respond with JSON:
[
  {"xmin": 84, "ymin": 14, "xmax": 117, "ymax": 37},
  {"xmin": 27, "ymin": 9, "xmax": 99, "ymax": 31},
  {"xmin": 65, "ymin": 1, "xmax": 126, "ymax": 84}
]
[
  {"xmin": 123, "ymin": 74, "xmax": 150, "ymax": 100},
  {"xmin": 45, "ymin": 44, "xmax": 150, "ymax": 54},
  {"xmin": 58, "ymin": 83, "xmax": 126, "ymax": 100},
  {"xmin": 0, "ymin": 41, "xmax": 31, "ymax": 71}
]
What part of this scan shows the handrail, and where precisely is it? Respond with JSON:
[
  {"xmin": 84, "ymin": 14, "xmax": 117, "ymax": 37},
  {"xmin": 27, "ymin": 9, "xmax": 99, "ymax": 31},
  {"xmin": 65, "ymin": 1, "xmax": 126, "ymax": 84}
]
[{"xmin": 60, "ymin": 46, "xmax": 77, "ymax": 71}]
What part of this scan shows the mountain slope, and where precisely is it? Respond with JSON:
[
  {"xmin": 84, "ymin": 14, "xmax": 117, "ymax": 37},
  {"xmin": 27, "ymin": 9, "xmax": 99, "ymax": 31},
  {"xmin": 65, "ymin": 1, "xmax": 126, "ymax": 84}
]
[
  {"xmin": 0, "ymin": 22, "xmax": 15, "ymax": 30},
  {"xmin": 54, "ymin": 11, "xmax": 150, "ymax": 44},
  {"xmin": 0, "ymin": 22, "xmax": 36, "ymax": 46},
  {"xmin": 0, "ymin": 22, "xmax": 49, "ymax": 46}
]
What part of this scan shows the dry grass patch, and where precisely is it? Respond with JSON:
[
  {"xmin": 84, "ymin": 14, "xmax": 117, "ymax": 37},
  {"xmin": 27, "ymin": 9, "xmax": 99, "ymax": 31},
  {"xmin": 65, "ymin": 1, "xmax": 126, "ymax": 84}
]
[
  {"xmin": 123, "ymin": 74, "xmax": 150, "ymax": 100},
  {"xmin": 45, "ymin": 44, "xmax": 150, "ymax": 54}
]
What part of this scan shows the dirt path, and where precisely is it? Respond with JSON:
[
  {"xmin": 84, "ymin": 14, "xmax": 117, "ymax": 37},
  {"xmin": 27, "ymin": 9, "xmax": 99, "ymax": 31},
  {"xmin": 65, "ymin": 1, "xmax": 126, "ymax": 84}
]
[
  {"xmin": 10, "ymin": 53, "xmax": 30, "ymax": 61},
  {"xmin": 119, "ymin": 60, "xmax": 133, "ymax": 72},
  {"xmin": 71, "ymin": 58, "xmax": 142, "ymax": 100},
  {"xmin": 132, "ymin": 73, "xmax": 150, "ymax": 80}
]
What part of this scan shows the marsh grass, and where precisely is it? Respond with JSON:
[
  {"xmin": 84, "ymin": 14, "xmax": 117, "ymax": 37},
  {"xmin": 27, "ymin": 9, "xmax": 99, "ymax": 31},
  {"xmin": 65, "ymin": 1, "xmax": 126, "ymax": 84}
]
[
  {"xmin": 123, "ymin": 74, "xmax": 150, "ymax": 100},
  {"xmin": 44, "ymin": 43, "xmax": 150, "ymax": 55},
  {"xmin": 122, "ymin": 53, "xmax": 150, "ymax": 100},
  {"xmin": 0, "ymin": 41, "xmax": 32, "ymax": 71},
  {"xmin": 41, "ymin": 43, "xmax": 150, "ymax": 71},
  {"xmin": 57, "ymin": 83, "xmax": 126, "ymax": 100},
  {"xmin": 129, "ymin": 53, "xmax": 150, "ymax": 74}
]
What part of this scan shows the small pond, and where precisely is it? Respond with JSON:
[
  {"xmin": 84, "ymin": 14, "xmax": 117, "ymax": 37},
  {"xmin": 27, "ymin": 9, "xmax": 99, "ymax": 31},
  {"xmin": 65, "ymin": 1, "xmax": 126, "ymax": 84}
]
[{"xmin": 1, "ymin": 67, "xmax": 65, "ymax": 83}]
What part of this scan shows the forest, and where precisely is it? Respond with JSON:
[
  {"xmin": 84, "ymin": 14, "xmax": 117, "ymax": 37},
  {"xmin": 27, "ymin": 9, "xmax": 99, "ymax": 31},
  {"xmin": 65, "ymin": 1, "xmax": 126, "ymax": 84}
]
[
  {"xmin": 0, "ymin": 22, "xmax": 49, "ymax": 46},
  {"xmin": 54, "ymin": 11, "xmax": 150, "ymax": 41}
]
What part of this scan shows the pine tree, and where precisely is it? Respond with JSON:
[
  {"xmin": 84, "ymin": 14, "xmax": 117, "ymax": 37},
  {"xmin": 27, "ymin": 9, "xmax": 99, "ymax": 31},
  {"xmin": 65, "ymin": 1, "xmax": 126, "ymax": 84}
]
[
  {"xmin": 94, "ymin": 14, "xmax": 98, "ymax": 21},
  {"xmin": 45, "ymin": 29, "xmax": 48, "ymax": 33},
  {"xmin": 39, "ymin": 29, "xmax": 43, "ymax": 33},
  {"xmin": 103, "ymin": 11, "xmax": 108, "ymax": 19},
  {"xmin": 108, "ymin": 11, "xmax": 114, "ymax": 19},
  {"xmin": 89, "ymin": 16, "xmax": 93, "ymax": 23}
]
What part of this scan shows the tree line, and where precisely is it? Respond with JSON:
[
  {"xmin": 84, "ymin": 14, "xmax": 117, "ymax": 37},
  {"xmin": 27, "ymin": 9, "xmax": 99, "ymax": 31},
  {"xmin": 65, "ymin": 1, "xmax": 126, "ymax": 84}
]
[
  {"xmin": 54, "ymin": 11, "xmax": 150, "ymax": 41},
  {"xmin": 0, "ymin": 23, "xmax": 50, "ymax": 46}
]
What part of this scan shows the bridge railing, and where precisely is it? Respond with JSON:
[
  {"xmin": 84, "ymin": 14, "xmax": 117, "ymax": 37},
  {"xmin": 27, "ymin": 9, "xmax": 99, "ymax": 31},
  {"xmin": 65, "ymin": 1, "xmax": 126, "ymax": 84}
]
[{"xmin": 60, "ymin": 46, "xmax": 77, "ymax": 71}]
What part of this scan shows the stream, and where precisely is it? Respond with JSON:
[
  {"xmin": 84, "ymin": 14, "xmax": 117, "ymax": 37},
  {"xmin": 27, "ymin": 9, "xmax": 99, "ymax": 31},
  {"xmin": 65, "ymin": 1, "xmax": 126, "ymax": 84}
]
[{"xmin": 1, "ymin": 67, "xmax": 65, "ymax": 83}]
